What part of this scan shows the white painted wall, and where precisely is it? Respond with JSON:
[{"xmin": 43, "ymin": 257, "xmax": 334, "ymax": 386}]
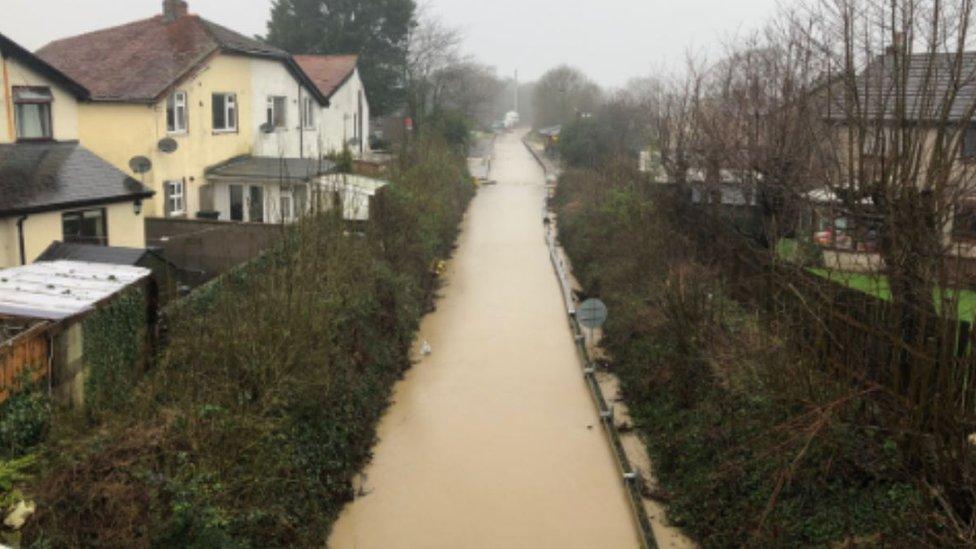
[
  {"xmin": 0, "ymin": 54, "xmax": 80, "ymax": 144},
  {"xmin": 316, "ymin": 68, "xmax": 370, "ymax": 158},
  {"xmin": 212, "ymin": 180, "xmax": 309, "ymax": 224},
  {"xmin": 249, "ymin": 58, "xmax": 321, "ymax": 159}
]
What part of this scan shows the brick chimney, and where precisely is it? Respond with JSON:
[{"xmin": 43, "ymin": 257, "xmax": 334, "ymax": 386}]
[{"xmin": 163, "ymin": 0, "xmax": 188, "ymax": 22}]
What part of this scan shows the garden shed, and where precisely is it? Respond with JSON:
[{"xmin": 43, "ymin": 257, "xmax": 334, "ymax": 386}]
[
  {"xmin": 0, "ymin": 260, "xmax": 154, "ymax": 408},
  {"xmin": 318, "ymin": 174, "xmax": 390, "ymax": 222}
]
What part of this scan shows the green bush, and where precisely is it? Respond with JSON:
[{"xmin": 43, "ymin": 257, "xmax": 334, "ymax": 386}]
[
  {"xmin": 0, "ymin": 386, "xmax": 48, "ymax": 459},
  {"xmin": 558, "ymin": 117, "xmax": 612, "ymax": 169},
  {"xmin": 24, "ymin": 133, "xmax": 475, "ymax": 547},
  {"xmin": 82, "ymin": 288, "xmax": 148, "ymax": 417},
  {"xmin": 328, "ymin": 147, "xmax": 355, "ymax": 174},
  {"xmin": 428, "ymin": 109, "xmax": 471, "ymax": 152},
  {"xmin": 553, "ymin": 165, "xmax": 928, "ymax": 546}
]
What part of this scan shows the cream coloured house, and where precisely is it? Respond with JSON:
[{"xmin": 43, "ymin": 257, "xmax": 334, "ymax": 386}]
[
  {"xmin": 36, "ymin": 0, "xmax": 332, "ymax": 224},
  {"xmin": 0, "ymin": 32, "xmax": 152, "ymax": 268}
]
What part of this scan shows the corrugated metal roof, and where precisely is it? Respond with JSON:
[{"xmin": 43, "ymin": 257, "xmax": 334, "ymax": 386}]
[{"xmin": 0, "ymin": 261, "xmax": 150, "ymax": 321}]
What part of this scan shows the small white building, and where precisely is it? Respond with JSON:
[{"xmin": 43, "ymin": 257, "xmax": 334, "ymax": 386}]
[
  {"xmin": 0, "ymin": 260, "xmax": 153, "ymax": 407},
  {"xmin": 205, "ymin": 156, "xmax": 335, "ymax": 224},
  {"xmin": 294, "ymin": 55, "xmax": 370, "ymax": 158},
  {"xmin": 318, "ymin": 173, "xmax": 388, "ymax": 221}
]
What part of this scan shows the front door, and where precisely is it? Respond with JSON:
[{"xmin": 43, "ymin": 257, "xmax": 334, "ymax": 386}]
[
  {"xmin": 229, "ymin": 185, "xmax": 244, "ymax": 221},
  {"xmin": 249, "ymin": 185, "xmax": 264, "ymax": 223}
]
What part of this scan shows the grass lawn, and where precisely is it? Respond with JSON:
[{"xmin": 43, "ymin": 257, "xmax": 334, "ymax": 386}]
[
  {"xmin": 808, "ymin": 268, "xmax": 976, "ymax": 323},
  {"xmin": 776, "ymin": 238, "xmax": 799, "ymax": 263}
]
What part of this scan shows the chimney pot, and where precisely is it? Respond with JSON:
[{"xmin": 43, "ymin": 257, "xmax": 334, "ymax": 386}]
[{"xmin": 163, "ymin": 0, "xmax": 188, "ymax": 22}]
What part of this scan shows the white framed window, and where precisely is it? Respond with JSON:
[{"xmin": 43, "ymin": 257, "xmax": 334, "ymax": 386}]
[
  {"xmin": 212, "ymin": 92, "xmax": 237, "ymax": 132},
  {"xmin": 167, "ymin": 91, "xmax": 188, "ymax": 133},
  {"xmin": 266, "ymin": 96, "xmax": 287, "ymax": 128},
  {"xmin": 301, "ymin": 96, "xmax": 315, "ymax": 129},
  {"xmin": 13, "ymin": 87, "xmax": 53, "ymax": 141},
  {"xmin": 280, "ymin": 191, "xmax": 294, "ymax": 223},
  {"xmin": 165, "ymin": 180, "xmax": 185, "ymax": 216}
]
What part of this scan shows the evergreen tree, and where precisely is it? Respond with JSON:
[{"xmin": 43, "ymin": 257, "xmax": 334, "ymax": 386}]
[{"xmin": 266, "ymin": 0, "xmax": 416, "ymax": 116}]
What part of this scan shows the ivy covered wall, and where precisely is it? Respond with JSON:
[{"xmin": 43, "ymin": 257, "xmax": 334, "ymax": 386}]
[{"xmin": 81, "ymin": 287, "xmax": 148, "ymax": 416}]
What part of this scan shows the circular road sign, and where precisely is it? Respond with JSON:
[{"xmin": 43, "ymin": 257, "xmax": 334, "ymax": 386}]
[{"xmin": 578, "ymin": 298, "xmax": 608, "ymax": 329}]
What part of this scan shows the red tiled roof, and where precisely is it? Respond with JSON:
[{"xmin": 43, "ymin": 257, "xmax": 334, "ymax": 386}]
[
  {"xmin": 36, "ymin": 15, "xmax": 288, "ymax": 103},
  {"xmin": 0, "ymin": 32, "xmax": 88, "ymax": 99},
  {"xmin": 293, "ymin": 55, "xmax": 359, "ymax": 100}
]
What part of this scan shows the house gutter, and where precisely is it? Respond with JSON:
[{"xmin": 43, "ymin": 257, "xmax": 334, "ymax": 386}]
[{"xmin": 16, "ymin": 215, "xmax": 27, "ymax": 265}]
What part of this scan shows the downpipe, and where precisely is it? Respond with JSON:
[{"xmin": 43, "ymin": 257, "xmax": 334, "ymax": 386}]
[{"xmin": 16, "ymin": 215, "xmax": 27, "ymax": 265}]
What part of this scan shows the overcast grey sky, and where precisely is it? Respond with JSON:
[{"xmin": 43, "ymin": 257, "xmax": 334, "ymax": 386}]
[{"xmin": 4, "ymin": 0, "xmax": 782, "ymax": 87}]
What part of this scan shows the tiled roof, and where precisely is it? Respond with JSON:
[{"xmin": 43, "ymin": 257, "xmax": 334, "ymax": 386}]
[
  {"xmin": 36, "ymin": 14, "xmax": 289, "ymax": 102},
  {"xmin": 829, "ymin": 52, "xmax": 976, "ymax": 122},
  {"xmin": 206, "ymin": 155, "xmax": 336, "ymax": 182},
  {"xmin": 37, "ymin": 242, "xmax": 156, "ymax": 266},
  {"xmin": 293, "ymin": 55, "xmax": 359, "ymax": 100},
  {"xmin": 0, "ymin": 33, "xmax": 88, "ymax": 99},
  {"xmin": 0, "ymin": 142, "xmax": 154, "ymax": 217}
]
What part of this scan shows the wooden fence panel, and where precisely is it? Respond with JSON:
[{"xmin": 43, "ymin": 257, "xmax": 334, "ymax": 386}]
[{"xmin": 0, "ymin": 323, "xmax": 50, "ymax": 404}]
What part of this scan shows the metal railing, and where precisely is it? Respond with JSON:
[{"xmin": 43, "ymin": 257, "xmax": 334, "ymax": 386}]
[
  {"xmin": 528, "ymin": 134, "xmax": 658, "ymax": 549},
  {"xmin": 545, "ymin": 225, "xmax": 658, "ymax": 549}
]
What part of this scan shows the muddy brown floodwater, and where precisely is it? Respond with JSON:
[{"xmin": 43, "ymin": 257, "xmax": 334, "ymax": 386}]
[{"xmin": 327, "ymin": 131, "xmax": 641, "ymax": 548}]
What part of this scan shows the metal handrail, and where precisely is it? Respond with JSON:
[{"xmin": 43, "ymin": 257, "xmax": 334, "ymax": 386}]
[{"xmin": 526, "ymin": 133, "xmax": 658, "ymax": 547}]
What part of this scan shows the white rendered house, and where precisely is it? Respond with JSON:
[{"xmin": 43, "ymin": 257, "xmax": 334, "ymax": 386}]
[{"xmin": 294, "ymin": 55, "xmax": 370, "ymax": 158}]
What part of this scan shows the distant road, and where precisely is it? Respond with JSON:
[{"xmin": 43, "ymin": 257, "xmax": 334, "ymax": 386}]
[{"xmin": 327, "ymin": 130, "xmax": 640, "ymax": 548}]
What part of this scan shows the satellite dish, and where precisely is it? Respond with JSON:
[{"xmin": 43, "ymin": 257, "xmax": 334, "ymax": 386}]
[
  {"xmin": 129, "ymin": 156, "xmax": 152, "ymax": 174},
  {"xmin": 260, "ymin": 122, "xmax": 275, "ymax": 134},
  {"xmin": 158, "ymin": 137, "xmax": 178, "ymax": 153}
]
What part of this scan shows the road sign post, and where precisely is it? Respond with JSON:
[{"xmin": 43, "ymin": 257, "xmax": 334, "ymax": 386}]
[{"xmin": 577, "ymin": 298, "xmax": 608, "ymax": 356}]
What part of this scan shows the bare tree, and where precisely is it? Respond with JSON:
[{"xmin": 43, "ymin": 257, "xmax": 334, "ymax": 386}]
[
  {"xmin": 405, "ymin": 10, "xmax": 463, "ymax": 129},
  {"xmin": 532, "ymin": 65, "xmax": 603, "ymax": 128}
]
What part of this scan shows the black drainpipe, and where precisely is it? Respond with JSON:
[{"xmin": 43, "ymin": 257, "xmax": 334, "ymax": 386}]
[{"xmin": 16, "ymin": 215, "xmax": 27, "ymax": 265}]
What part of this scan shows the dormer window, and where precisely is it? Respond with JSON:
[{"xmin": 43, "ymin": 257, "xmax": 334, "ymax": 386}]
[
  {"xmin": 167, "ymin": 91, "xmax": 188, "ymax": 133},
  {"xmin": 13, "ymin": 87, "xmax": 53, "ymax": 141}
]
